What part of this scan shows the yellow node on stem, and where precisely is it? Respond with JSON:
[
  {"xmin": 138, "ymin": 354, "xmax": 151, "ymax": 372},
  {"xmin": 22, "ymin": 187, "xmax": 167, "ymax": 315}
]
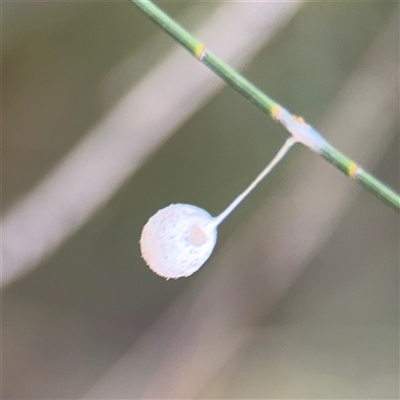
[
  {"xmin": 271, "ymin": 105, "xmax": 281, "ymax": 121},
  {"xmin": 348, "ymin": 162, "xmax": 358, "ymax": 179},
  {"xmin": 194, "ymin": 43, "xmax": 206, "ymax": 60}
]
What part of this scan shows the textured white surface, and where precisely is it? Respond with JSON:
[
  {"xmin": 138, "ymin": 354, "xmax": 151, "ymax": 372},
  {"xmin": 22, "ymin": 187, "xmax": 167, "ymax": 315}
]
[{"xmin": 140, "ymin": 204, "xmax": 217, "ymax": 279}]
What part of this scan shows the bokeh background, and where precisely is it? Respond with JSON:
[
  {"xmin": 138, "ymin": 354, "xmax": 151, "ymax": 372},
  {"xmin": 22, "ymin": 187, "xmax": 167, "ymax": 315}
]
[{"xmin": 2, "ymin": 1, "xmax": 399, "ymax": 399}]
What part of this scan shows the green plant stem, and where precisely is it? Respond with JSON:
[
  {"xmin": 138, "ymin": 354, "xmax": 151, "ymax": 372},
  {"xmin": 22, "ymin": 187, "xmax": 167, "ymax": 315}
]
[{"xmin": 131, "ymin": 0, "xmax": 400, "ymax": 213}]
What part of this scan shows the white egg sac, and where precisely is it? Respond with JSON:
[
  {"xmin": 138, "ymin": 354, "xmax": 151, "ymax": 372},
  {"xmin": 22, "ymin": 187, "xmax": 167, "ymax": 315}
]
[{"xmin": 140, "ymin": 204, "xmax": 217, "ymax": 279}]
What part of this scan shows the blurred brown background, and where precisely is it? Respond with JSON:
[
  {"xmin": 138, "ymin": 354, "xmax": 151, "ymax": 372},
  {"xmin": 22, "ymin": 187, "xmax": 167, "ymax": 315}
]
[{"xmin": 2, "ymin": 1, "xmax": 399, "ymax": 399}]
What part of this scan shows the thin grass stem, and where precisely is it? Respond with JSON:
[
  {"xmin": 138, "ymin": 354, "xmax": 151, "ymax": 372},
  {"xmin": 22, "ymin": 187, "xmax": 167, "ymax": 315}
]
[{"xmin": 131, "ymin": 0, "xmax": 400, "ymax": 213}]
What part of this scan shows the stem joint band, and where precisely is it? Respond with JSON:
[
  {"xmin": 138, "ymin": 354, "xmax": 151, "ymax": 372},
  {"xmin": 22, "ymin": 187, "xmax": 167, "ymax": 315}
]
[{"xmin": 195, "ymin": 43, "xmax": 207, "ymax": 61}]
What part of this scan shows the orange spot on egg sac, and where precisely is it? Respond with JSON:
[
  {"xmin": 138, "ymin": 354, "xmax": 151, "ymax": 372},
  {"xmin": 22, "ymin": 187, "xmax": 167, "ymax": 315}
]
[{"xmin": 188, "ymin": 225, "xmax": 207, "ymax": 246}]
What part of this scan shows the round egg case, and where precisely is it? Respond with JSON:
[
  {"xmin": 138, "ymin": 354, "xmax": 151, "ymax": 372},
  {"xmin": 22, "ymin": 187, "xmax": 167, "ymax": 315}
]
[{"xmin": 140, "ymin": 204, "xmax": 217, "ymax": 279}]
